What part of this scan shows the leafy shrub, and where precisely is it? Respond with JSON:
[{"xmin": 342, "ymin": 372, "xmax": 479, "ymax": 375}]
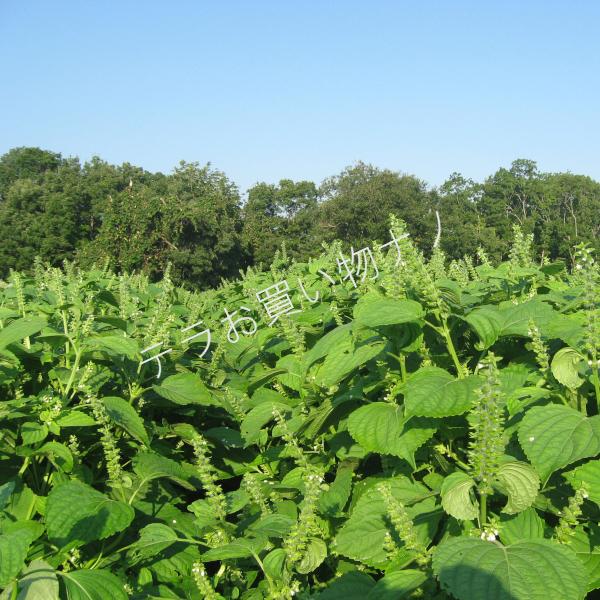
[{"xmin": 0, "ymin": 221, "xmax": 599, "ymax": 599}]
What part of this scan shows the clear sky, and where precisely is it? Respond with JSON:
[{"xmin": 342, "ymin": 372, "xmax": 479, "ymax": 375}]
[{"xmin": 1, "ymin": 1, "xmax": 599, "ymax": 194}]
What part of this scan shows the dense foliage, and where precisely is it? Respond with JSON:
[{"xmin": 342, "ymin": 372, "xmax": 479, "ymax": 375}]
[
  {"xmin": 1, "ymin": 219, "xmax": 599, "ymax": 599},
  {"xmin": 1, "ymin": 148, "xmax": 599, "ymax": 288}
]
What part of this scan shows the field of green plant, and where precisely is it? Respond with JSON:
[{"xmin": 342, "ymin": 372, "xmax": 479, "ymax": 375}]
[{"xmin": 0, "ymin": 216, "xmax": 599, "ymax": 599}]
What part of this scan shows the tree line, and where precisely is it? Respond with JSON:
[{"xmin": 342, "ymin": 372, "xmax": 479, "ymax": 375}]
[{"xmin": 0, "ymin": 147, "xmax": 598, "ymax": 289}]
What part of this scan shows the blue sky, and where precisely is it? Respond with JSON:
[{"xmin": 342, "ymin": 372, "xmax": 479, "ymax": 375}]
[{"xmin": 1, "ymin": 1, "xmax": 599, "ymax": 194}]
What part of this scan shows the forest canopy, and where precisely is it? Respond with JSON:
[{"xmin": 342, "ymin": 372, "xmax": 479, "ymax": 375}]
[{"xmin": 0, "ymin": 147, "xmax": 598, "ymax": 288}]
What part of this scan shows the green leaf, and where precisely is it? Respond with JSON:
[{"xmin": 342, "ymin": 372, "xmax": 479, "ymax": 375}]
[
  {"xmin": 565, "ymin": 460, "xmax": 600, "ymax": 506},
  {"xmin": 46, "ymin": 481, "xmax": 134, "ymax": 548},
  {"xmin": 263, "ymin": 549, "xmax": 287, "ymax": 581},
  {"xmin": 152, "ymin": 372, "xmax": 217, "ymax": 406},
  {"xmin": 313, "ymin": 340, "xmax": 385, "ymax": 387},
  {"xmin": 518, "ymin": 404, "xmax": 600, "ymax": 482},
  {"xmin": 353, "ymin": 298, "xmax": 424, "ymax": 328},
  {"xmin": 188, "ymin": 490, "xmax": 249, "ymax": 527},
  {"xmin": 60, "ymin": 569, "xmax": 128, "ymax": 600},
  {"xmin": 21, "ymin": 422, "xmax": 48, "ymax": 445},
  {"xmin": 296, "ymin": 537, "xmax": 327, "ymax": 574},
  {"xmin": 318, "ymin": 467, "xmax": 353, "ymax": 516},
  {"xmin": 465, "ymin": 300, "xmax": 557, "ymax": 349},
  {"xmin": 571, "ymin": 525, "xmax": 600, "ymax": 592},
  {"xmin": 0, "ymin": 317, "xmax": 46, "ymax": 350},
  {"xmin": 130, "ymin": 524, "xmax": 178, "ymax": 561},
  {"xmin": 499, "ymin": 509, "xmax": 545, "ymax": 545},
  {"xmin": 83, "ymin": 334, "xmax": 139, "ymax": 359},
  {"xmin": 240, "ymin": 401, "xmax": 290, "ymax": 444},
  {"xmin": 0, "ymin": 527, "xmax": 38, "ymax": 587},
  {"xmin": 496, "ymin": 461, "xmax": 540, "ymax": 514},
  {"xmin": 35, "ymin": 442, "xmax": 73, "ymax": 472},
  {"xmin": 316, "ymin": 571, "xmax": 375, "ymax": 599},
  {"xmin": 0, "ymin": 481, "xmax": 15, "ymax": 511},
  {"xmin": 551, "ymin": 347, "xmax": 585, "ymax": 390},
  {"xmin": 464, "ymin": 306, "xmax": 502, "ymax": 349},
  {"xmin": 102, "ymin": 396, "xmax": 149, "ymax": 445},
  {"xmin": 500, "ymin": 299, "xmax": 557, "ymax": 338},
  {"xmin": 247, "ymin": 514, "xmax": 294, "ymax": 538},
  {"xmin": 132, "ymin": 452, "xmax": 195, "ymax": 491},
  {"xmin": 55, "ymin": 411, "xmax": 96, "ymax": 427},
  {"xmin": 441, "ymin": 472, "xmax": 478, "ymax": 520},
  {"xmin": 334, "ymin": 477, "xmax": 440, "ymax": 566},
  {"xmin": 347, "ymin": 403, "xmax": 436, "ymax": 464},
  {"xmin": 303, "ymin": 323, "xmax": 353, "ymax": 368},
  {"xmin": 403, "ymin": 368, "xmax": 481, "ymax": 417},
  {"xmin": 366, "ymin": 570, "xmax": 427, "ymax": 599},
  {"xmin": 17, "ymin": 560, "xmax": 59, "ymax": 600},
  {"xmin": 433, "ymin": 536, "xmax": 587, "ymax": 600}
]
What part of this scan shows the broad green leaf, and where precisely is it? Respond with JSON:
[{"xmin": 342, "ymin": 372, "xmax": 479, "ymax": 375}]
[
  {"xmin": 2, "ymin": 484, "xmax": 35, "ymax": 522},
  {"xmin": 35, "ymin": 442, "xmax": 73, "ymax": 472},
  {"xmin": 152, "ymin": 372, "xmax": 217, "ymax": 406},
  {"xmin": 496, "ymin": 461, "xmax": 540, "ymax": 514},
  {"xmin": 334, "ymin": 477, "xmax": 440, "ymax": 566},
  {"xmin": 571, "ymin": 525, "xmax": 600, "ymax": 592},
  {"xmin": 102, "ymin": 396, "xmax": 149, "ymax": 445},
  {"xmin": 316, "ymin": 571, "xmax": 375, "ymax": 599},
  {"xmin": 433, "ymin": 536, "xmax": 587, "ymax": 600},
  {"xmin": 240, "ymin": 401, "xmax": 290, "ymax": 444},
  {"xmin": 130, "ymin": 524, "xmax": 178, "ymax": 561},
  {"xmin": 60, "ymin": 569, "xmax": 128, "ymax": 600},
  {"xmin": 518, "ymin": 405, "xmax": 600, "ymax": 482},
  {"xmin": 500, "ymin": 299, "xmax": 557, "ymax": 338},
  {"xmin": 132, "ymin": 452, "xmax": 195, "ymax": 491},
  {"xmin": 263, "ymin": 548, "xmax": 287, "ymax": 581},
  {"xmin": 318, "ymin": 467, "xmax": 353, "ymax": 516},
  {"xmin": 303, "ymin": 323, "xmax": 353, "ymax": 368},
  {"xmin": 0, "ymin": 317, "xmax": 46, "ymax": 350},
  {"xmin": 0, "ymin": 481, "xmax": 15, "ymax": 511},
  {"xmin": 366, "ymin": 569, "xmax": 427, "ymax": 599},
  {"xmin": 551, "ymin": 347, "xmax": 585, "ymax": 390},
  {"xmin": 441, "ymin": 472, "xmax": 478, "ymax": 520},
  {"xmin": 55, "ymin": 411, "xmax": 96, "ymax": 427},
  {"xmin": 499, "ymin": 508, "xmax": 545, "ymax": 545},
  {"xmin": 83, "ymin": 334, "xmax": 139, "ymax": 359},
  {"xmin": 565, "ymin": 460, "xmax": 600, "ymax": 506},
  {"xmin": 313, "ymin": 340, "xmax": 385, "ymax": 387},
  {"xmin": 247, "ymin": 514, "xmax": 294, "ymax": 538},
  {"xmin": 403, "ymin": 368, "xmax": 481, "ymax": 417},
  {"xmin": 297, "ymin": 537, "xmax": 327, "ymax": 574},
  {"xmin": 247, "ymin": 368, "xmax": 288, "ymax": 394},
  {"xmin": 347, "ymin": 403, "xmax": 436, "ymax": 464},
  {"xmin": 464, "ymin": 306, "xmax": 502, "ymax": 349},
  {"xmin": 353, "ymin": 298, "xmax": 424, "ymax": 327},
  {"xmin": 188, "ymin": 489, "xmax": 249, "ymax": 527},
  {"xmin": 46, "ymin": 481, "xmax": 134, "ymax": 548},
  {"xmin": 150, "ymin": 543, "xmax": 201, "ymax": 581},
  {"xmin": 465, "ymin": 300, "xmax": 557, "ymax": 349},
  {"xmin": 276, "ymin": 354, "xmax": 303, "ymax": 391},
  {"xmin": 17, "ymin": 560, "xmax": 58, "ymax": 600},
  {"xmin": 21, "ymin": 422, "xmax": 48, "ymax": 445},
  {"xmin": 0, "ymin": 527, "xmax": 38, "ymax": 587}
]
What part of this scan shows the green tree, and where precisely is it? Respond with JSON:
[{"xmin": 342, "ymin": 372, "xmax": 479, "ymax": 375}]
[
  {"xmin": 318, "ymin": 162, "xmax": 435, "ymax": 249},
  {"xmin": 81, "ymin": 162, "xmax": 246, "ymax": 288},
  {"xmin": 0, "ymin": 147, "xmax": 62, "ymax": 200},
  {"xmin": 242, "ymin": 179, "xmax": 319, "ymax": 266}
]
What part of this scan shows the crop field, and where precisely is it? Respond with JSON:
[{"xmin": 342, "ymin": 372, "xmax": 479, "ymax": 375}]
[{"xmin": 0, "ymin": 217, "xmax": 599, "ymax": 599}]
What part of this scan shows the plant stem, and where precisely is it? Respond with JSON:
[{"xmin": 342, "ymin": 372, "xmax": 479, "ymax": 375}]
[
  {"xmin": 479, "ymin": 492, "xmax": 487, "ymax": 527},
  {"xmin": 63, "ymin": 347, "xmax": 81, "ymax": 398},
  {"xmin": 442, "ymin": 322, "xmax": 464, "ymax": 378}
]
